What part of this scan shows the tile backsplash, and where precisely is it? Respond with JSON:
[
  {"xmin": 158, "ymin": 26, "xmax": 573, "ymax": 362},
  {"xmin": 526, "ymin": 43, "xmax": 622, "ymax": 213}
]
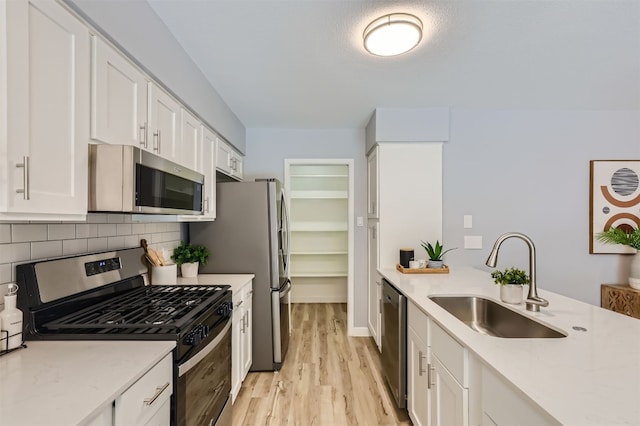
[{"xmin": 0, "ymin": 213, "xmax": 185, "ymax": 307}]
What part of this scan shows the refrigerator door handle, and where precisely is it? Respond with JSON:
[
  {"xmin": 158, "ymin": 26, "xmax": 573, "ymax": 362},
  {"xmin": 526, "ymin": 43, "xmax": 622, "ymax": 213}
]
[{"xmin": 280, "ymin": 279, "xmax": 292, "ymax": 298}]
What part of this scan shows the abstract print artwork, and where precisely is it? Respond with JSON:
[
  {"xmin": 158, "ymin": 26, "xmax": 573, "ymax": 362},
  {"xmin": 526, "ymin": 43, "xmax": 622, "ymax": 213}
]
[{"xmin": 590, "ymin": 160, "xmax": 640, "ymax": 254}]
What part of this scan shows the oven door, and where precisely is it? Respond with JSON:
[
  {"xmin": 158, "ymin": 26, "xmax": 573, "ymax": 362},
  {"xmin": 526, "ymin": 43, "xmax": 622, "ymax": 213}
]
[{"xmin": 176, "ymin": 319, "xmax": 232, "ymax": 426}]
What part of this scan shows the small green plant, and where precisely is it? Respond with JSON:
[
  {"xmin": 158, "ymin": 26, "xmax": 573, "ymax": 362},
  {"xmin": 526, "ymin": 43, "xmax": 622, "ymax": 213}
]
[
  {"xmin": 491, "ymin": 267, "xmax": 529, "ymax": 286},
  {"xmin": 420, "ymin": 240, "xmax": 457, "ymax": 261},
  {"xmin": 171, "ymin": 241, "xmax": 210, "ymax": 266},
  {"xmin": 596, "ymin": 226, "xmax": 640, "ymax": 250}
]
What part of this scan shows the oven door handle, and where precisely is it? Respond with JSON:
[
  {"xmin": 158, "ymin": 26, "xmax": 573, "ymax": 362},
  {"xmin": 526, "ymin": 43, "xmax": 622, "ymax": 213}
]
[{"xmin": 178, "ymin": 319, "xmax": 231, "ymax": 377}]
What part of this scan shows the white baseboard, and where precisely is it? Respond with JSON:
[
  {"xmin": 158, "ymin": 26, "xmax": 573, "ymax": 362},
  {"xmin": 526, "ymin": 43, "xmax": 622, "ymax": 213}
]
[{"xmin": 348, "ymin": 326, "xmax": 371, "ymax": 337}]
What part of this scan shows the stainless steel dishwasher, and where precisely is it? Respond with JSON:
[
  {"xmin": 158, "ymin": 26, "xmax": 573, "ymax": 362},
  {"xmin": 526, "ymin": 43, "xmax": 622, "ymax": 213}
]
[{"xmin": 381, "ymin": 278, "xmax": 407, "ymax": 409}]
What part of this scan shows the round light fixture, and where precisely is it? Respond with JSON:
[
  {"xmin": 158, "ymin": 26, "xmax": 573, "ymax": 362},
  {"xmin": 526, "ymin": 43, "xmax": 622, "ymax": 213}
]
[{"xmin": 363, "ymin": 13, "xmax": 423, "ymax": 57}]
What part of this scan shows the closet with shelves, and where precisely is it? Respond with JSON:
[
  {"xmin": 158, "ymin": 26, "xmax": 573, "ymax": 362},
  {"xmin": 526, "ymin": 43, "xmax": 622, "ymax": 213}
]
[{"xmin": 285, "ymin": 160, "xmax": 352, "ymax": 302}]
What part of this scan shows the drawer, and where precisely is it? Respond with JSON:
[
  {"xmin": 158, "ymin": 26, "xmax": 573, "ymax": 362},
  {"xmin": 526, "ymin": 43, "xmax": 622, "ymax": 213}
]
[
  {"xmin": 115, "ymin": 353, "xmax": 173, "ymax": 426},
  {"xmin": 408, "ymin": 301, "xmax": 429, "ymax": 343},
  {"xmin": 431, "ymin": 322, "xmax": 467, "ymax": 387}
]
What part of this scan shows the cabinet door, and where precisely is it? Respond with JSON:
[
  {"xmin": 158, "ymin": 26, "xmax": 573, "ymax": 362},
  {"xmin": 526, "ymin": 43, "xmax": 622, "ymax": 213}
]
[
  {"xmin": 180, "ymin": 108, "xmax": 201, "ymax": 172},
  {"xmin": 408, "ymin": 327, "xmax": 430, "ymax": 426},
  {"xmin": 3, "ymin": 0, "xmax": 89, "ymax": 219},
  {"xmin": 200, "ymin": 126, "xmax": 217, "ymax": 220},
  {"xmin": 367, "ymin": 147, "xmax": 379, "ymax": 218},
  {"xmin": 241, "ymin": 288, "xmax": 253, "ymax": 377},
  {"xmin": 216, "ymin": 138, "xmax": 233, "ymax": 175},
  {"xmin": 430, "ymin": 355, "xmax": 468, "ymax": 426},
  {"xmin": 148, "ymin": 83, "xmax": 180, "ymax": 163},
  {"xmin": 367, "ymin": 222, "xmax": 381, "ymax": 350},
  {"xmin": 230, "ymin": 153, "xmax": 244, "ymax": 180},
  {"xmin": 91, "ymin": 35, "xmax": 148, "ymax": 148}
]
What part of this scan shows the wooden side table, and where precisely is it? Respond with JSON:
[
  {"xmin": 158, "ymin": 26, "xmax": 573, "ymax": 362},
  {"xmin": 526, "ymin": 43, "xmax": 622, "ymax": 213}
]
[{"xmin": 601, "ymin": 284, "xmax": 640, "ymax": 319}]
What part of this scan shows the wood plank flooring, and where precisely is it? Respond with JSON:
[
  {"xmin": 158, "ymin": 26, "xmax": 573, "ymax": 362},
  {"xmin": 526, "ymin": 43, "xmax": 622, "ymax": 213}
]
[{"xmin": 232, "ymin": 303, "xmax": 411, "ymax": 426}]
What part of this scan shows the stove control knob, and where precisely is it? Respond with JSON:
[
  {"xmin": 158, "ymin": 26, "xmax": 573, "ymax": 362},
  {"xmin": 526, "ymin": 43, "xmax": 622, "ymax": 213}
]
[{"xmin": 184, "ymin": 324, "xmax": 207, "ymax": 346}]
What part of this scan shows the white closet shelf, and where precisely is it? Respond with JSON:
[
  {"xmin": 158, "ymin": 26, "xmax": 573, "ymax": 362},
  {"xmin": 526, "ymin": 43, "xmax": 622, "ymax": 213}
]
[
  {"xmin": 290, "ymin": 222, "xmax": 348, "ymax": 232},
  {"xmin": 291, "ymin": 273, "xmax": 348, "ymax": 278},
  {"xmin": 289, "ymin": 190, "xmax": 348, "ymax": 199},
  {"xmin": 291, "ymin": 251, "xmax": 348, "ymax": 255}
]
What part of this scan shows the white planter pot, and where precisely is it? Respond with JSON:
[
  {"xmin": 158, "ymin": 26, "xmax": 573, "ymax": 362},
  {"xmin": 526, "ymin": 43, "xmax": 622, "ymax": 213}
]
[
  {"xmin": 427, "ymin": 260, "xmax": 444, "ymax": 269},
  {"xmin": 629, "ymin": 251, "xmax": 640, "ymax": 290},
  {"xmin": 180, "ymin": 262, "xmax": 199, "ymax": 278},
  {"xmin": 500, "ymin": 284, "xmax": 523, "ymax": 305}
]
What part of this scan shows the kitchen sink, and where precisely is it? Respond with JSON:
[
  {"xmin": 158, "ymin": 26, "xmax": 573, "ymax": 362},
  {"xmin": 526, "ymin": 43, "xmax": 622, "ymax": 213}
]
[{"xmin": 428, "ymin": 296, "xmax": 567, "ymax": 338}]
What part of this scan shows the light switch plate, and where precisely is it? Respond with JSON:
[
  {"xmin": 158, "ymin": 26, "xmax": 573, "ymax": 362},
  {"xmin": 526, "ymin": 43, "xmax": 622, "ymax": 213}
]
[
  {"xmin": 356, "ymin": 216, "xmax": 364, "ymax": 227},
  {"xmin": 463, "ymin": 215, "xmax": 473, "ymax": 229},
  {"xmin": 464, "ymin": 235, "xmax": 483, "ymax": 249}
]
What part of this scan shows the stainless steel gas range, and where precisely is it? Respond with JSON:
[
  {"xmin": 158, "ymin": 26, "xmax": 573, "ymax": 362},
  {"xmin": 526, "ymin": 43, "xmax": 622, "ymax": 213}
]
[{"xmin": 16, "ymin": 247, "xmax": 233, "ymax": 426}]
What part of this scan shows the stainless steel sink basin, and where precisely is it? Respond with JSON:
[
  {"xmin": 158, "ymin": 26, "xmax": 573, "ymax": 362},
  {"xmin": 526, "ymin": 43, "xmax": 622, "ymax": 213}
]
[{"xmin": 428, "ymin": 296, "xmax": 567, "ymax": 338}]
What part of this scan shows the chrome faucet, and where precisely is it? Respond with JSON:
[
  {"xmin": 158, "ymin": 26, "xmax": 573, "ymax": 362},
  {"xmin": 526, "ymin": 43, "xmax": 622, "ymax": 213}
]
[{"xmin": 486, "ymin": 232, "xmax": 549, "ymax": 312}]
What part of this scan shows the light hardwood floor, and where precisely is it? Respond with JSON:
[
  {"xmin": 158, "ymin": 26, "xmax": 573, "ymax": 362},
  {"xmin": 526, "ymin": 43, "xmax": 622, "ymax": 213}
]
[{"xmin": 232, "ymin": 303, "xmax": 411, "ymax": 426}]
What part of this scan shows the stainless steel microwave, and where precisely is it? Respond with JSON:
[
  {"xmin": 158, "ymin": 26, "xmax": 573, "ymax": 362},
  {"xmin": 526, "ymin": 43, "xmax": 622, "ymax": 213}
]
[{"xmin": 88, "ymin": 144, "xmax": 204, "ymax": 215}]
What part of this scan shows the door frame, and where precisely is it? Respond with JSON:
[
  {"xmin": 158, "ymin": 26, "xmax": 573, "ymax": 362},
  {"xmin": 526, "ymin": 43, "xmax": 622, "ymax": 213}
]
[{"xmin": 284, "ymin": 158, "xmax": 355, "ymax": 335}]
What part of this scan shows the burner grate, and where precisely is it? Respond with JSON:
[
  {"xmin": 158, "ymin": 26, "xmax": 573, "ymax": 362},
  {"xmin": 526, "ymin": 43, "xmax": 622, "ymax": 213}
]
[{"xmin": 43, "ymin": 285, "xmax": 227, "ymax": 333}]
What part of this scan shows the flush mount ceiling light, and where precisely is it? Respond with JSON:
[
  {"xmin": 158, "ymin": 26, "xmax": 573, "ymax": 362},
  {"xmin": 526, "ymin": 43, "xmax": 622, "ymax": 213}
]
[{"xmin": 363, "ymin": 13, "xmax": 423, "ymax": 57}]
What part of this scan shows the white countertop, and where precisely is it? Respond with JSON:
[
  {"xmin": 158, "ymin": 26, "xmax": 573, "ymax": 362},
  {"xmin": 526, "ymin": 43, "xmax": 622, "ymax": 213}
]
[
  {"xmin": 0, "ymin": 340, "xmax": 175, "ymax": 426},
  {"xmin": 176, "ymin": 273, "xmax": 254, "ymax": 293},
  {"xmin": 379, "ymin": 266, "xmax": 640, "ymax": 425}
]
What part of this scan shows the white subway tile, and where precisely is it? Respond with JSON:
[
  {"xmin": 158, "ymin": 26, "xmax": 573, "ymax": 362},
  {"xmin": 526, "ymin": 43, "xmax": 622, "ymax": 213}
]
[
  {"xmin": 145, "ymin": 223, "xmax": 158, "ymax": 233},
  {"xmin": 0, "ymin": 264, "xmax": 12, "ymax": 285},
  {"xmin": 87, "ymin": 213, "xmax": 108, "ymax": 224},
  {"xmin": 76, "ymin": 224, "xmax": 98, "ymax": 239},
  {"xmin": 124, "ymin": 235, "xmax": 140, "ymax": 247},
  {"xmin": 0, "ymin": 225, "xmax": 11, "ymax": 243},
  {"xmin": 107, "ymin": 236, "xmax": 126, "ymax": 249},
  {"xmin": 124, "ymin": 215, "xmax": 132, "ymax": 224},
  {"xmin": 117, "ymin": 224, "xmax": 132, "ymax": 236},
  {"xmin": 63, "ymin": 239, "xmax": 88, "ymax": 255},
  {"xmin": 107, "ymin": 214, "xmax": 125, "ymax": 224},
  {"xmin": 87, "ymin": 238, "xmax": 108, "ymax": 252},
  {"xmin": 31, "ymin": 240, "xmax": 63, "ymax": 259},
  {"xmin": 131, "ymin": 223, "xmax": 146, "ymax": 235},
  {"xmin": 48, "ymin": 224, "xmax": 76, "ymax": 240},
  {"xmin": 12, "ymin": 224, "xmax": 48, "ymax": 242},
  {"xmin": 0, "ymin": 243, "xmax": 30, "ymax": 263},
  {"xmin": 98, "ymin": 224, "xmax": 117, "ymax": 237}
]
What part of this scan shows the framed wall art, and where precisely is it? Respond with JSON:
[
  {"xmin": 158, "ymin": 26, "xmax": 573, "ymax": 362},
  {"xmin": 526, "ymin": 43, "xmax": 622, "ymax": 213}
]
[{"xmin": 590, "ymin": 160, "xmax": 640, "ymax": 254}]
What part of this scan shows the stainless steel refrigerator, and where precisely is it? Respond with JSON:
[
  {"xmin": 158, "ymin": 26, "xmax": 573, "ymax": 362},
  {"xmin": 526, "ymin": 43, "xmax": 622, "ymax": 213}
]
[{"xmin": 189, "ymin": 179, "xmax": 291, "ymax": 371}]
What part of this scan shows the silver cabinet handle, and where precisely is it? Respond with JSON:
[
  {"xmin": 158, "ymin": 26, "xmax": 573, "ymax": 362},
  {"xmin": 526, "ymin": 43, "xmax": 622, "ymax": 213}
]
[
  {"xmin": 235, "ymin": 299, "xmax": 244, "ymax": 308},
  {"xmin": 243, "ymin": 311, "xmax": 249, "ymax": 329},
  {"xmin": 153, "ymin": 130, "xmax": 161, "ymax": 152},
  {"xmin": 16, "ymin": 156, "xmax": 29, "ymax": 200},
  {"xmin": 139, "ymin": 123, "xmax": 148, "ymax": 148},
  {"xmin": 144, "ymin": 381, "xmax": 170, "ymax": 406},
  {"xmin": 418, "ymin": 350, "xmax": 427, "ymax": 376},
  {"xmin": 427, "ymin": 363, "xmax": 434, "ymax": 389},
  {"xmin": 204, "ymin": 197, "xmax": 209, "ymax": 213}
]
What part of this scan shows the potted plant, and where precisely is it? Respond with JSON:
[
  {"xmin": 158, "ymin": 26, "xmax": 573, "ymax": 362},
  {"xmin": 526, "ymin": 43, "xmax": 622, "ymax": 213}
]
[
  {"xmin": 491, "ymin": 267, "xmax": 529, "ymax": 304},
  {"xmin": 171, "ymin": 241, "xmax": 210, "ymax": 278},
  {"xmin": 597, "ymin": 226, "xmax": 640, "ymax": 289},
  {"xmin": 420, "ymin": 240, "xmax": 456, "ymax": 268}
]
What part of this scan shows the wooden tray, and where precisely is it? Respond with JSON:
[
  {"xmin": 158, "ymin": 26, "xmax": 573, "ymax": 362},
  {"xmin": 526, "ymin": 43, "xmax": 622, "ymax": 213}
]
[{"xmin": 396, "ymin": 264, "xmax": 450, "ymax": 274}]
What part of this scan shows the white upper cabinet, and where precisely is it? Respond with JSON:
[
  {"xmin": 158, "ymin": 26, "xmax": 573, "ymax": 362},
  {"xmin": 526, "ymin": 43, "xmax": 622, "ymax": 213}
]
[
  {"xmin": 148, "ymin": 82, "xmax": 180, "ymax": 164},
  {"xmin": 0, "ymin": 0, "xmax": 89, "ymax": 221},
  {"xmin": 367, "ymin": 147, "xmax": 379, "ymax": 219},
  {"xmin": 180, "ymin": 108, "xmax": 201, "ymax": 172},
  {"xmin": 216, "ymin": 137, "xmax": 243, "ymax": 181},
  {"xmin": 180, "ymin": 125, "xmax": 216, "ymax": 222},
  {"xmin": 90, "ymin": 35, "xmax": 148, "ymax": 149}
]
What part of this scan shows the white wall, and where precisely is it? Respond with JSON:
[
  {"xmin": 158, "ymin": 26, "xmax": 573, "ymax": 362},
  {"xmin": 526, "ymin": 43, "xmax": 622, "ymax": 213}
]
[
  {"xmin": 65, "ymin": 0, "xmax": 246, "ymax": 153},
  {"xmin": 244, "ymin": 128, "xmax": 368, "ymax": 325},
  {"xmin": 443, "ymin": 109, "xmax": 640, "ymax": 305}
]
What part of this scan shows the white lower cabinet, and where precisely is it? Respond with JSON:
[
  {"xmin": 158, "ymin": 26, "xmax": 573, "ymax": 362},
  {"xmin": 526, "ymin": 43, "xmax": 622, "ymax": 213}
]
[
  {"xmin": 367, "ymin": 224, "xmax": 381, "ymax": 351},
  {"xmin": 231, "ymin": 278, "xmax": 253, "ymax": 402},
  {"xmin": 114, "ymin": 353, "xmax": 173, "ymax": 426},
  {"xmin": 430, "ymin": 354, "xmax": 469, "ymax": 426},
  {"xmin": 407, "ymin": 301, "xmax": 430, "ymax": 426},
  {"xmin": 481, "ymin": 366, "xmax": 558, "ymax": 426}
]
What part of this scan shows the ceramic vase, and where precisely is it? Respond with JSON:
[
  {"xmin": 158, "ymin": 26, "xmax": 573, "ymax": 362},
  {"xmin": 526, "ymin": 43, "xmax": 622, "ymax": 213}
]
[
  {"xmin": 180, "ymin": 262, "xmax": 199, "ymax": 278},
  {"xmin": 500, "ymin": 284, "xmax": 523, "ymax": 305},
  {"xmin": 428, "ymin": 260, "xmax": 444, "ymax": 269},
  {"xmin": 629, "ymin": 251, "xmax": 640, "ymax": 290}
]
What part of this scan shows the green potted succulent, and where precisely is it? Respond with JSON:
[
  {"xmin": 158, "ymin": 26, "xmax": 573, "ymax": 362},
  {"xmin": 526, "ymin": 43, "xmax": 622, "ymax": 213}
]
[
  {"xmin": 420, "ymin": 240, "xmax": 456, "ymax": 268},
  {"xmin": 597, "ymin": 226, "xmax": 640, "ymax": 289},
  {"xmin": 491, "ymin": 267, "xmax": 529, "ymax": 304},
  {"xmin": 171, "ymin": 241, "xmax": 210, "ymax": 278}
]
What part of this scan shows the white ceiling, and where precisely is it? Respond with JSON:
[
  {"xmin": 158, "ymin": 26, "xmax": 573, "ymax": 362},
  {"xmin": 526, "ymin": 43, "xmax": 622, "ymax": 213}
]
[{"xmin": 147, "ymin": 0, "xmax": 640, "ymax": 129}]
